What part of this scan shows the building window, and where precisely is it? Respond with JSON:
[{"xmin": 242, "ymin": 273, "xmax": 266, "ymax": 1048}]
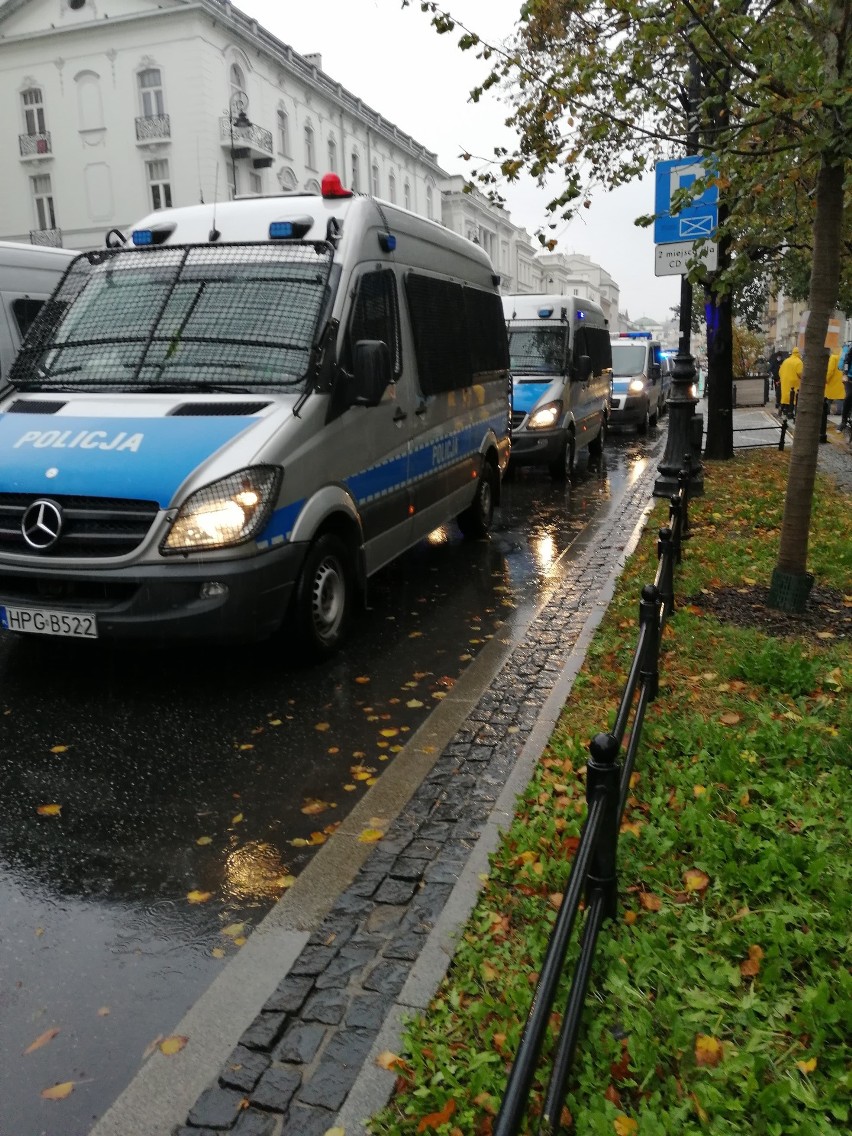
[
  {"xmin": 404, "ymin": 181, "xmax": 411, "ymax": 210},
  {"xmin": 388, "ymin": 172, "xmax": 396, "ymax": 203},
  {"xmin": 426, "ymin": 184, "xmax": 433, "ymax": 220},
  {"xmin": 138, "ymin": 68, "xmax": 164, "ymax": 117},
  {"xmin": 304, "ymin": 123, "xmax": 315, "ymax": 169},
  {"xmin": 277, "ymin": 110, "xmax": 289, "ymax": 156},
  {"xmin": 228, "ymin": 62, "xmax": 245, "ymax": 103},
  {"xmin": 146, "ymin": 159, "xmax": 172, "ymax": 210},
  {"xmin": 351, "ymin": 152, "xmax": 360, "ymax": 192},
  {"xmin": 371, "ymin": 162, "xmax": 379, "ymax": 196},
  {"xmin": 327, "ymin": 137, "xmax": 337, "ymax": 173},
  {"xmin": 31, "ymin": 174, "xmax": 55, "ymax": 229},
  {"xmin": 21, "ymin": 87, "xmax": 46, "ymax": 135}
]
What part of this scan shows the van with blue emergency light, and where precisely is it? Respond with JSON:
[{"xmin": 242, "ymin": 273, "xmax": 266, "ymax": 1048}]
[
  {"xmin": 0, "ymin": 174, "xmax": 510, "ymax": 657},
  {"xmin": 502, "ymin": 294, "xmax": 611, "ymax": 479},
  {"xmin": 609, "ymin": 331, "xmax": 670, "ymax": 433}
]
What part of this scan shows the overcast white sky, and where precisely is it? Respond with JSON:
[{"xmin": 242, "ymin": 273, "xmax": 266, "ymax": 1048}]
[{"xmin": 235, "ymin": 0, "xmax": 680, "ymax": 322}]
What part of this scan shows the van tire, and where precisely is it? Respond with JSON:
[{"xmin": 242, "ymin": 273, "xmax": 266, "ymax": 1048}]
[
  {"xmin": 649, "ymin": 404, "xmax": 658, "ymax": 428},
  {"xmin": 457, "ymin": 460, "xmax": 496, "ymax": 538},
  {"xmin": 637, "ymin": 407, "xmax": 650, "ymax": 436},
  {"xmin": 588, "ymin": 417, "xmax": 607, "ymax": 458},
  {"xmin": 549, "ymin": 433, "xmax": 575, "ymax": 481},
  {"xmin": 292, "ymin": 533, "xmax": 353, "ymax": 660}
]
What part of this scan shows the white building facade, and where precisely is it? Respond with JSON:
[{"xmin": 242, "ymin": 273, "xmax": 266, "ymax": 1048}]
[{"xmin": 0, "ymin": 0, "xmax": 620, "ymax": 308}]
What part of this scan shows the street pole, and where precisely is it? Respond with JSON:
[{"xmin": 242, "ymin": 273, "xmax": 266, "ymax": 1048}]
[{"xmin": 654, "ymin": 28, "xmax": 705, "ymax": 498}]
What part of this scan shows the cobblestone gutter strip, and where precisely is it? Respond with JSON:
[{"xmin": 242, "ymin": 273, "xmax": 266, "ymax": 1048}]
[{"xmin": 172, "ymin": 461, "xmax": 661, "ymax": 1136}]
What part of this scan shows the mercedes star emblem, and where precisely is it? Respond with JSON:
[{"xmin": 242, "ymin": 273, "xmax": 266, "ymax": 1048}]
[{"xmin": 21, "ymin": 499, "xmax": 63, "ymax": 551}]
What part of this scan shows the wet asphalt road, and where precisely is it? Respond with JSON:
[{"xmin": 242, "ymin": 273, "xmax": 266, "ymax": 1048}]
[{"xmin": 0, "ymin": 430, "xmax": 660, "ymax": 1136}]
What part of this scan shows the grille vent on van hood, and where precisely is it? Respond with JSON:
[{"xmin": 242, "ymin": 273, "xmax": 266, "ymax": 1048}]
[
  {"xmin": 169, "ymin": 402, "xmax": 271, "ymax": 417},
  {"xmin": 7, "ymin": 400, "xmax": 67, "ymax": 414}
]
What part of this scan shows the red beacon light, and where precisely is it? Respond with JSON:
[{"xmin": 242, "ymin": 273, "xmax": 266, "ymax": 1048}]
[{"xmin": 321, "ymin": 172, "xmax": 353, "ymax": 199}]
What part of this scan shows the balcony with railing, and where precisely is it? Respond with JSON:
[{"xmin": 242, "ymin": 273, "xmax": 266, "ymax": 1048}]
[
  {"xmin": 30, "ymin": 228, "xmax": 63, "ymax": 247},
  {"xmin": 219, "ymin": 116, "xmax": 273, "ymax": 162},
  {"xmin": 19, "ymin": 132, "xmax": 52, "ymax": 160},
  {"xmin": 135, "ymin": 114, "xmax": 171, "ymax": 144}
]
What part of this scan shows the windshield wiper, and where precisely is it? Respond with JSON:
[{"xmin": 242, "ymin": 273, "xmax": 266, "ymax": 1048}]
[{"xmin": 135, "ymin": 383, "xmax": 257, "ymax": 394}]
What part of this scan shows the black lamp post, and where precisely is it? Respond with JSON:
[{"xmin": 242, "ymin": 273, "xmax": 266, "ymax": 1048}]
[{"xmin": 654, "ymin": 29, "xmax": 705, "ymax": 498}]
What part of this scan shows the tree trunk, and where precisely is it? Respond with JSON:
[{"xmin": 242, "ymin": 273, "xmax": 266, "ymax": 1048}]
[
  {"xmin": 703, "ymin": 277, "xmax": 734, "ymax": 460},
  {"xmin": 769, "ymin": 154, "xmax": 845, "ymax": 610}
]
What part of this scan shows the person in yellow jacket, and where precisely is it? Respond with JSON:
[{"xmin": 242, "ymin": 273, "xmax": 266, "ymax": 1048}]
[
  {"xmin": 778, "ymin": 346, "xmax": 803, "ymax": 415},
  {"xmin": 825, "ymin": 350, "xmax": 845, "ymax": 403}
]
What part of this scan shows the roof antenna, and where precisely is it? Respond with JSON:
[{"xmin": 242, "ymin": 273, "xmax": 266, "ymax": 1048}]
[
  {"xmin": 209, "ymin": 163, "xmax": 221, "ymax": 243},
  {"xmin": 197, "ymin": 138, "xmax": 204, "ymax": 204}
]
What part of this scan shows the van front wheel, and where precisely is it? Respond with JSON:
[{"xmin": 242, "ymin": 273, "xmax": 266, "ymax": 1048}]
[
  {"xmin": 292, "ymin": 533, "xmax": 353, "ymax": 660},
  {"xmin": 457, "ymin": 461, "xmax": 496, "ymax": 538},
  {"xmin": 549, "ymin": 434, "xmax": 575, "ymax": 481}
]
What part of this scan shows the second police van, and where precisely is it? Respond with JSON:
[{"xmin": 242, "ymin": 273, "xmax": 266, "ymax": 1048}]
[
  {"xmin": 503, "ymin": 294, "xmax": 612, "ymax": 478},
  {"xmin": 609, "ymin": 331, "xmax": 671, "ymax": 433},
  {"xmin": 0, "ymin": 175, "xmax": 511, "ymax": 658}
]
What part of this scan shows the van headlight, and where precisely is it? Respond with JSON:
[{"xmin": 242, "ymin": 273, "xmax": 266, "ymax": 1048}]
[
  {"xmin": 628, "ymin": 379, "xmax": 646, "ymax": 393},
  {"xmin": 527, "ymin": 401, "xmax": 562, "ymax": 429},
  {"xmin": 162, "ymin": 466, "xmax": 281, "ymax": 553}
]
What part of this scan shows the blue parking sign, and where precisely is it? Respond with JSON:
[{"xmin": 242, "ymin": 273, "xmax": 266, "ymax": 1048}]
[{"xmin": 654, "ymin": 157, "xmax": 718, "ymax": 244}]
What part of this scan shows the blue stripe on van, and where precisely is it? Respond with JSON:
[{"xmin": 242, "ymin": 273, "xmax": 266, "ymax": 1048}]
[
  {"xmin": 0, "ymin": 414, "xmax": 257, "ymax": 507},
  {"xmin": 257, "ymin": 414, "xmax": 507, "ymax": 545},
  {"xmin": 512, "ymin": 381, "xmax": 551, "ymax": 413}
]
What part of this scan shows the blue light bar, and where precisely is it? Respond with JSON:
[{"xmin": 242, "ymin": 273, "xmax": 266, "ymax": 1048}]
[
  {"xmin": 132, "ymin": 230, "xmax": 154, "ymax": 246},
  {"xmin": 378, "ymin": 232, "xmax": 397, "ymax": 252},
  {"xmin": 538, "ymin": 307, "xmax": 553, "ymax": 318},
  {"xmin": 269, "ymin": 221, "xmax": 294, "ymax": 239}
]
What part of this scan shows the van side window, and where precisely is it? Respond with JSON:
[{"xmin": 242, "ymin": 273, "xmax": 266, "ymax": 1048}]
[
  {"xmin": 348, "ymin": 269, "xmax": 401, "ymax": 378},
  {"xmin": 11, "ymin": 298, "xmax": 44, "ymax": 341},
  {"xmin": 404, "ymin": 273, "xmax": 469, "ymax": 394},
  {"xmin": 465, "ymin": 288, "xmax": 509, "ymax": 374},
  {"xmin": 573, "ymin": 325, "xmax": 611, "ymax": 377}
]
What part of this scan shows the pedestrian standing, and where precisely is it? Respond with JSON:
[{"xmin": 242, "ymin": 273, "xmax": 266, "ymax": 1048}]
[
  {"xmin": 768, "ymin": 348, "xmax": 786, "ymax": 409},
  {"xmin": 778, "ymin": 346, "xmax": 802, "ymax": 417},
  {"xmin": 840, "ymin": 345, "xmax": 852, "ymax": 432}
]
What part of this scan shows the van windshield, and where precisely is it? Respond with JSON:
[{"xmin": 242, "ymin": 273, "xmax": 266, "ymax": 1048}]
[
  {"xmin": 507, "ymin": 326, "xmax": 567, "ymax": 375},
  {"xmin": 610, "ymin": 343, "xmax": 649, "ymax": 377},
  {"xmin": 11, "ymin": 243, "xmax": 334, "ymax": 392}
]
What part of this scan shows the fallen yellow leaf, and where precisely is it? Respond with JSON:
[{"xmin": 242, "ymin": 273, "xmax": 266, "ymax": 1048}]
[
  {"xmin": 358, "ymin": 828, "xmax": 384, "ymax": 843},
  {"xmin": 25, "ymin": 1027, "xmax": 60, "ymax": 1054},
  {"xmin": 683, "ymin": 869, "xmax": 710, "ymax": 893},
  {"xmin": 314, "ymin": 722, "xmax": 331, "ymax": 732},
  {"xmin": 613, "ymin": 1115, "xmax": 638, "ymax": 1135},
  {"xmin": 50, "ymin": 745, "xmax": 68, "ymax": 754},
  {"xmin": 211, "ymin": 947, "xmax": 225, "ymax": 958},
  {"xmin": 231, "ymin": 813, "xmax": 244, "ymax": 825},
  {"xmin": 695, "ymin": 1034, "xmax": 724, "ymax": 1067},
  {"xmin": 186, "ymin": 890, "xmax": 212, "ymax": 904},
  {"xmin": 196, "ymin": 835, "xmax": 213, "ymax": 846},
  {"xmin": 41, "ymin": 1081, "xmax": 74, "ymax": 1101},
  {"xmin": 379, "ymin": 728, "xmax": 399, "ymax": 738},
  {"xmin": 97, "ymin": 1007, "xmax": 110, "ymax": 1017},
  {"xmin": 796, "ymin": 1056, "xmax": 817, "ymax": 1074},
  {"xmin": 37, "ymin": 804, "xmax": 62, "ymax": 816},
  {"xmin": 221, "ymin": 923, "xmax": 245, "ymax": 938},
  {"xmin": 159, "ymin": 1035, "xmax": 189, "ymax": 1056},
  {"xmin": 406, "ymin": 699, "xmax": 424, "ymax": 708},
  {"xmin": 238, "ymin": 743, "xmax": 254, "ymax": 751},
  {"xmin": 301, "ymin": 798, "xmax": 334, "ymax": 815},
  {"xmin": 355, "ymin": 676, "xmax": 370, "ymax": 684},
  {"xmin": 719, "ymin": 711, "xmax": 742, "ymax": 725}
]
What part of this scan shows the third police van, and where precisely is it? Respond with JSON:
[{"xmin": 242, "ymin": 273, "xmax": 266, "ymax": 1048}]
[{"xmin": 0, "ymin": 175, "xmax": 510, "ymax": 657}]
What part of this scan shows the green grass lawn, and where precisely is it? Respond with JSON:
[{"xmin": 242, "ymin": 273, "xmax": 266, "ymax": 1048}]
[{"xmin": 370, "ymin": 448, "xmax": 851, "ymax": 1136}]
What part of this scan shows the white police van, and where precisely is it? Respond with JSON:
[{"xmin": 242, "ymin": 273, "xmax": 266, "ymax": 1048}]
[
  {"xmin": 0, "ymin": 176, "xmax": 510, "ymax": 657},
  {"xmin": 0, "ymin": 241, "xmax": 78, "ymax": 386},
  {"xmin": 609, "ymin": 331, "xmax": 670, "ymax": 432},
  {"xmin": 503, "ymin": 294, "xmax": 611, "ymax": 478}
]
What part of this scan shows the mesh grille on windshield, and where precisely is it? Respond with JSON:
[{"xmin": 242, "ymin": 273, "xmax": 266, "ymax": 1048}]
[{"xmin": 11, "ymin": 243, "xmax": 334, "ymax": 393}]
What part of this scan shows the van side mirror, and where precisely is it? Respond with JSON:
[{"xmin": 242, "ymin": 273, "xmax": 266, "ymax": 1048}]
[
  {"xmin": 351, "ymin": 340, "xmax": 391, "ymax": 407},
  {"xmin": 651, "ymin": 362, "xmax": 661, "ymax": 380},
  {"xmin": 576, "ymin": 354, "xmax": 592, "ymax": 381}
]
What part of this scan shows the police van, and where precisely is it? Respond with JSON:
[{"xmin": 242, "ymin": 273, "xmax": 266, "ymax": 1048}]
[
  {"xmin": 0, "ymin": 176, "xmax": 510, "ymax": 657},
  {"xmin": 0, "ymin": 241, "xmax": 78, "ymax": 386},
  {"xmin": 609, "ymin": 331, "xmax": 670, "ymax": 432},
  {"xmin": 502, "ymin": 294, "xmax": 611, "ymax": 478}
]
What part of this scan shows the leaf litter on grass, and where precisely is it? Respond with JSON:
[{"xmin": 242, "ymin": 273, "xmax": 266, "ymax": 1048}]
[{"xmin": 368, "ymin": 451, "xmax": 851, "ymax": 1136}]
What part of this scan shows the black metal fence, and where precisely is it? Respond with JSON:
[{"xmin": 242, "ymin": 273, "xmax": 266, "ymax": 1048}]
[{"xmin": 493, "ymin": 456, "xmax": 694, "ymax": 1136}]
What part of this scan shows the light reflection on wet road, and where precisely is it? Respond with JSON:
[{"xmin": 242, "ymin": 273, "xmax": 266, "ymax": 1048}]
[{"xmin": 0, "ymin": 432, "xmax": 661, "ymax": 1136}]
